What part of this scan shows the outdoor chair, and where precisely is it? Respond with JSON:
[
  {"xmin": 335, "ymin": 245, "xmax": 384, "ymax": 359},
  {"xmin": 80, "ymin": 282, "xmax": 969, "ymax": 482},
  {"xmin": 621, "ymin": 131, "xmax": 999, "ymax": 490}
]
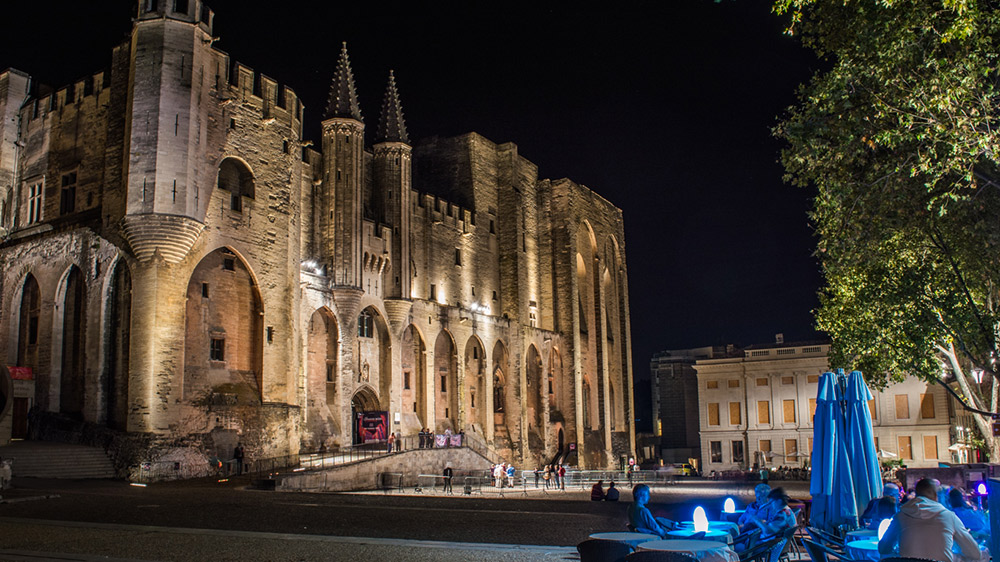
[
  {"xmin": 806, "ymin": 527, "xmax": 844, "ymax": 551},
  {"xmin": 733, "ymin": 528, "xmax": 762, "ymax": 552},
  {"xmin": 577, "ymin": 539, "xmax": 634, "ymax": 562},
  {"xmin": 778, "ymin": 526, "xmax": 802, "ymax": 562},
  {"xmin": 739, "ymin": 536, "xmax": 784, "ymax": 562},
  {"xmin": 626, "ymin": 551, "xmax": 698, "ymax": 562},
  {"xmin": 801, "ymin": 538, "xmax": 858, "ymax": 562},
  {"xmin": 880, "ymin": 558, "xmax": 939, "ymax": 562}
]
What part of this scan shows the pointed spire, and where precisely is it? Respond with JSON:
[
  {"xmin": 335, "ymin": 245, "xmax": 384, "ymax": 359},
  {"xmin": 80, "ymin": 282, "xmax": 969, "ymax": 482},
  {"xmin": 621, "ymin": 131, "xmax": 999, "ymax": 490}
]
[
  {"xmin": 375, "ymin": 70, "xmax": 409, "ymax": 144},
  {"xmin": 325, "ymin": 42, "xmax": 362, "ymax": 121}
]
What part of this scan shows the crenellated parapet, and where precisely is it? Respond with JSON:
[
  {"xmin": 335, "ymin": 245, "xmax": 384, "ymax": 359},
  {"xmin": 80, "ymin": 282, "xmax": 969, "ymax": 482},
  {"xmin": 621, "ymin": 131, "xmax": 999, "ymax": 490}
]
[{"xmin": 224, "ymin": 62, "xmax": 303, "ymax": 135}]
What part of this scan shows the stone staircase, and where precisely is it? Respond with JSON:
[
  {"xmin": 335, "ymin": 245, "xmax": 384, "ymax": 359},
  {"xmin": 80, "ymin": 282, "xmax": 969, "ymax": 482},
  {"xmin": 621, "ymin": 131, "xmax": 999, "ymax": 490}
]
[{"xmin": 0, "ymin": 441, "xmax": 116, "ymax": 479}]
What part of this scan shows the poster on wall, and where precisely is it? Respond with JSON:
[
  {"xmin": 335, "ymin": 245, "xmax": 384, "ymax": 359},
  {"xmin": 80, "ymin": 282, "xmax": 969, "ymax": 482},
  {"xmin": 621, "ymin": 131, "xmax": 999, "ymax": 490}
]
[{"xmin": 356, "ymin": 411, "xmax": 388, "ymax": 443}]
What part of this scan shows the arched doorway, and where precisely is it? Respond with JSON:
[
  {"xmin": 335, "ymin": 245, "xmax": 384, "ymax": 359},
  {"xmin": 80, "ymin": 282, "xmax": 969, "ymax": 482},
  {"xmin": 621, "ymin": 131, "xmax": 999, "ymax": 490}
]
[
  {"xmin": 306, "ymin": 308, "xmax": 339, "ymax": 447},
  {"xmin": 183, "ymin": 248, "xmax": 263, "ymax": 402},
  {"xmin": 351, "ymin": 386, "xmax": 382, "ymax": 444},
  {"xmin": 401, "ymin": 325, "xmax": 426, "ymax": 431},
  {"xmin": 105, "ymin": 260, "xmax": 131, "ymax": 429},
  {"xmin": 434, "ymin": 330, "xmax": 458, "ymax": 432},
  {"xmin": 60, "ymin": 266, "xmax": 86, "ymax": 418},
  {"xmin": 464, "ymin": 336, "xmax": 486, "ymax": 434},
  {"xmin": 491, "ymin": 340, "xmax": 516, "ymax": 447}
]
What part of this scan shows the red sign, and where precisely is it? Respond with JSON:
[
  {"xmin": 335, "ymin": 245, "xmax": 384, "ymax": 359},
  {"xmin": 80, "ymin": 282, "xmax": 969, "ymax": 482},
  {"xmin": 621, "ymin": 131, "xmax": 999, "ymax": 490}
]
[{"xmin": 7, "ymin": 366, "xmax": 33, "ymax": 380}]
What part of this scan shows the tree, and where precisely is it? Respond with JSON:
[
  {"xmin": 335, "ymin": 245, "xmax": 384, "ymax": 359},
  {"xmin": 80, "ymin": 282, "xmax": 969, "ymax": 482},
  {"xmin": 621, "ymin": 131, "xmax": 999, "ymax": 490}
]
[{"xmin": 773, "ymin": 0, "xmax": 1000, "ymax": 459}]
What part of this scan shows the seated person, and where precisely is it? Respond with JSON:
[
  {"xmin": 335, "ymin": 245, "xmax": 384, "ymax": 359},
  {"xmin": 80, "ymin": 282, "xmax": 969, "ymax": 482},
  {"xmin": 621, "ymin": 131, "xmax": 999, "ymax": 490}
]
[
  {"xmin": 591, "ymin": 480, "xmax": 605, "ymax": 501},
  {"xmin": 739, "ymin": 483, "xmax": 773, "ymax": 532},
  {"xmin": 861, "ymin": 482, "xmax": 900, "ymax": 527},
  {"xmin": 628, "ymin": 484, "xmax": 676, "ymax": 537},
  {"xmin": 605, "ymin": 481, "xmax": 620, "ymax": 502},
  {"xmin": 879, "ymin": 478, "xmax": 980, "ymax": 562},
  {"xmin": 866, "ymin": 495, "xmax": 899, "ymax": 530},
  {"xmin": 948, "ymin": 488, "xmax": 989, "ymax": 539},
  {"xmin": 744, "ymin": 488, "xmax": 797, "ymax": 562}
]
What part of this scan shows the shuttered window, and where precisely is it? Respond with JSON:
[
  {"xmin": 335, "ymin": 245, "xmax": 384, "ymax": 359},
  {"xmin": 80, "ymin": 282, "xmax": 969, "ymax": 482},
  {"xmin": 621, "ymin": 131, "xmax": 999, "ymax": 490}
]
[
  {"xmin": 923, "ymin": 435, "xmax": 938, "ymax": 460},
  {"xmin": 758, "ymin": 401, "xmax": 770, "ymax": 424},
  {"xmin": 920, "ymin": 394, "xmax": 936, "ymax": 419},
  {"xmin": 783, "ymin": 399, "xmax": 796, "ymax": 423},
  {"xmin": 808, "ymin": 398, "xmax": 817, "ymax": 421},
  {"xmin": 898, "ymin": 436, "xmax": 913, "ymax": 460},
  {"xmin": 729, "ymin": 402, "xmax": 742, "ymax": 425},
  {"xmin": 895, "ymin": 395, "xmax": 910, "ymax": 419},
  {"xmin": 868, "ymin": 399, "xmax": 877, "ymax": 420},
  {"xmin": 708, "ymin": 403, "xmax": 720, "ymax": 426}
]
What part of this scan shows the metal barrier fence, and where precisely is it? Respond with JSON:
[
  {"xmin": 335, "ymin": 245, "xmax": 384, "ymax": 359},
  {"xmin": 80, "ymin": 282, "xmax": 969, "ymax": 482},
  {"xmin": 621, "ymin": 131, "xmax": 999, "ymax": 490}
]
[{"xmin": 376, "ymin": 471, "xmax": 404, "ymax": 493}]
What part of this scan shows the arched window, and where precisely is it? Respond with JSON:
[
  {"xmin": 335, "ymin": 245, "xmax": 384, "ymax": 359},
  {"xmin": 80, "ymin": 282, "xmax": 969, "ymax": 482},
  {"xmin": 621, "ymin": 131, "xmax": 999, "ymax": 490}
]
[
  {"xmin": 357, "ymin": 311, "xmax": 373, "ymax": 338},
  {"xmin": 217, "ymin": 158, "xmax": 254, "ymax": 212}
]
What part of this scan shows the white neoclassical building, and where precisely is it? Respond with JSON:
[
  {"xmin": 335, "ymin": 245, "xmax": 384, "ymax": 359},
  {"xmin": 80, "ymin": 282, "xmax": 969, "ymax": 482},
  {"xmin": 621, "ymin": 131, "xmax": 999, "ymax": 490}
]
[{"xmin": 694, "ymin": 340, "xmax": 953, "ymax": 471}]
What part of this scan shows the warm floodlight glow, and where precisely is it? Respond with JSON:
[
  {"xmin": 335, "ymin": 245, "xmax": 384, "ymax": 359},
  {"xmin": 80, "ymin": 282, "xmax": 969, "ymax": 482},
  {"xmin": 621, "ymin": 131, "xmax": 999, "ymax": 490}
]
[
  {"xmin": 878, "ymin": 519, "xmax": 891, "ymax": 541},
  {"xmin": 723, "ymin": 498, "xmax": 736, "ymax": 513},
  {"xmin": 693, "ymin": 506, "xmax": 709, "ymax": 533}
]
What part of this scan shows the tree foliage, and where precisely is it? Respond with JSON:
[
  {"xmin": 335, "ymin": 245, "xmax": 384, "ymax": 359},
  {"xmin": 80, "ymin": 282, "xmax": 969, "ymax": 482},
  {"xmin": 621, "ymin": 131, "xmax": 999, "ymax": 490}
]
[{"xmin": 774, "ymin": 0, "xmax": 1000, "ymax": 452}]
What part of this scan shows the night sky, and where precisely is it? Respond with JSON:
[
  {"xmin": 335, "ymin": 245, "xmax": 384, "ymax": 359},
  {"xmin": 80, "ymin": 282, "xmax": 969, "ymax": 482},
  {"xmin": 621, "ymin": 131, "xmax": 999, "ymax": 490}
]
[{"xmin": 0, "ymin": 0, "xmax": 824, "ymax": 430}]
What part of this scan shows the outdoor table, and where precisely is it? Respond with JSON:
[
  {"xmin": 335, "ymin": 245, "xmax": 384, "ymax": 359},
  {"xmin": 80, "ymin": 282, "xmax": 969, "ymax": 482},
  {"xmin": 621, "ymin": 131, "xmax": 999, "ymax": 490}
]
[
  {"xmin": 845, "ymin": 539, "xmax": 879, "ymax": 562},
  {"xmin": 667, "ymin": 529, "xmax": 733, "ymax": 544},
  {"xmin": 846, "ymin": 529, "xmax": 877, "ymax": 543},
  {"xmin": 638, "ymin": 539, "xmax": 739, "ymax": 562},
  {"xmin": 678, "ymin": 520, "xmax": 740, "ymax": 537},
  {"xmin": 588, "ymin": 532, "xmax": 660, "ymax": 548}
]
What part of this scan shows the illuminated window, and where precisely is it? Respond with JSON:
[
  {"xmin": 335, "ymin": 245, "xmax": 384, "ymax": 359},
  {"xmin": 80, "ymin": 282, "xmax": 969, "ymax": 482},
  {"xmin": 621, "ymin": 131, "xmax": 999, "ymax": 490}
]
[
  {"xmin": 710, "ymin": 441, "xmax": 722, "ymax": 463},
  {"xmin": 732, "ymin": 441, "xmax": 745, "ymax": 464}
]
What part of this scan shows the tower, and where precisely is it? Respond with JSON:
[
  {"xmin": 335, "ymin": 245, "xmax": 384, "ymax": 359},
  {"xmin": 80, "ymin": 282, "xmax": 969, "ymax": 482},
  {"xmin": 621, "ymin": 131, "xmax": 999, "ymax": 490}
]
[
  {"xmin": 321, "ymin": 43, "xmax": 364, "ymax": 288},
  {"xmin": 122, "ymin": 0, "xmax": 216, "ymax": 263},
  {"xmin": 373, "ymin": 70, "xmax": 411, "ymax": 300}
]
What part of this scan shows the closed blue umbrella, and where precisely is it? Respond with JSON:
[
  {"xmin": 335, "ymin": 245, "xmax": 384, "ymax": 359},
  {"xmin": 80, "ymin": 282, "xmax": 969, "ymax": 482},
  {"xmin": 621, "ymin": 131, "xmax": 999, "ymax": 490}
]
[
  {"xmin": 809, "ymin": 370, "xmax": 858, "ymax": 532},
  {"xmin": 845, "ymin": 370, "xmax": 882, "ymax": 517}
]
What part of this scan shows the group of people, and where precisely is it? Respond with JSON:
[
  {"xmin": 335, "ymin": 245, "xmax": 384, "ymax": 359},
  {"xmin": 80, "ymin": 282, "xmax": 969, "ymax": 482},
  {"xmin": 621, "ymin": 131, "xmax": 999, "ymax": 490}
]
[
  {"xmin": 865, "ymin": 479, "xmax": 988, "ymax": 562},
  {"xmin": 490, "ymin": 463, "xmax": 517, "ymax": 488},
  {"xmin": 541, "ymin": 464, "xmax": 566, "ymax": 489},
  {"xmin": 590, "ymin": 480, "xmax": 620, "ymax": 501},
  {"xmin": 416, "ymin": 428, "xmax": 435, "ymax": 448}
]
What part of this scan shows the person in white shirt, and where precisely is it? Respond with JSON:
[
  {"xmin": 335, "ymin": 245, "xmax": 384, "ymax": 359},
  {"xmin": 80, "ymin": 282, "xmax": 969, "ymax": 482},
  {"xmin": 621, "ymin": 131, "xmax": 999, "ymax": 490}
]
[{"xmin": 878, "ymin": 478, "xmax": 981, "ymax": 562}]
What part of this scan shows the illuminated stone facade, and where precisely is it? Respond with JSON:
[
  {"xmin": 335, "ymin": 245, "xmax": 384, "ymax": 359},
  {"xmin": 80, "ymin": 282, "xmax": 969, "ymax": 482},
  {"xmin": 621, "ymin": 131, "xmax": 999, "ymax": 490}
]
[{"xmin": 0, "ymin": 1, "xmax": 634, "ymax": 472}]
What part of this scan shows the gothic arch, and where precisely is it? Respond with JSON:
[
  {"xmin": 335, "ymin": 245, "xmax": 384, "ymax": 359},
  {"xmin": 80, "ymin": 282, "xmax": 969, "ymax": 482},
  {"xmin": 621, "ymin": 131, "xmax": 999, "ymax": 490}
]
[
  {"xmin": 16, "ymin": 274, "xmax": 40, "ymax": 399},
  {"xmin": 217, "ymin": 156, "xmax": 255, "ymax": 212},
  {"xmin": 306, "ymin": 307, "xmax": 339, "ymax": 446},
  {"xmin": 491, "ymin": 339, "xmax": 516, "ymax": 446},
  {"xmin": 525, "ymin": 344, "xmax": 544, "ymax": 432},
  {"xmin": 433, "ymin": 329, "xmax": 458, "ymax": 432},
  {"xmin": 58, "ymin": 265, "xmax": 86, "ymax": 418},
  {"xmin": 602, "ymin": 237, "xmax": 626, "ymax": 434},
  {"xmin": 401, "ymin": 324, "xmax": 427, "ymax": 430},
  {"xmin": 464, "ymin": 335, "xmax": 487, "ymax": 434},
  {"xmin": 548, "ymin": 346, "xmax": 563, "ymax": 412},
  {"xmin": 183, "ymin": 247, "xmax": 264, "ymax": 402},
  {"xmin": 103, "ymin": 258, "xmax": 131, "ymax": 429}
]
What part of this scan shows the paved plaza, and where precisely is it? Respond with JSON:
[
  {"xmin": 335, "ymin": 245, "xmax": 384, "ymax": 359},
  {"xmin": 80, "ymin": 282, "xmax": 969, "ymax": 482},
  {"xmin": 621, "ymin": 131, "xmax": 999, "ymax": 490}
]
[{"xmin": 0, "ymin": 477, "xmax": 810, "ymax": 561}]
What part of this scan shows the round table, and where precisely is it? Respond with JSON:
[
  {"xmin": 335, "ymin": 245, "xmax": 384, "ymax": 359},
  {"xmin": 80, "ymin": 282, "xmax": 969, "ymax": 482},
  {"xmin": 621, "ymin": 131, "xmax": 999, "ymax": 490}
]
[
  {"xmin": 846, "ymin": 539, "xmax": 879, "ymax": 562},
  {"xmin": 846, "ymin": 529, "xmax": 877, "ymax": 543},
  {"xmin": 667, "ymin": 529, "xmax": 733, "ymax": 544},
  {"xmin": 588, "ymin": 532, "xmax": 660, "ymax": 548},
  {"xmin": 678, "ymin": 521, "xmax": 741, "ymax": 536},
  {"xmin": 638, "ymin": 539, "xmax": 739, "ymax": 562}
]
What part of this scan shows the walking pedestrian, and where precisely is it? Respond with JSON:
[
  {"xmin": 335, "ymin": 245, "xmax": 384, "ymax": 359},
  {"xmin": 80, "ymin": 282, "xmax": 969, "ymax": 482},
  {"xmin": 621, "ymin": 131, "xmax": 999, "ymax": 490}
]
[{"xmin": 387, "ymin": 432, "xmax": 395, "ymax": 453}]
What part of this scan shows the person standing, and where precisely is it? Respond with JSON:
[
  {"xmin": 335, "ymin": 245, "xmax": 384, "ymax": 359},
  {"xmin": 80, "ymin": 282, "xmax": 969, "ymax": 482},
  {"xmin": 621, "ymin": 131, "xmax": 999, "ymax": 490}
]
[
  {"xmin": 534, "ymin": 467, "xmax": 541, "ymax": 488},
  {"xmin": 387, "ymin": 432, "xmax": 395, "ymax": 453},
  {"xmin": 558, "ymin": 465, "xmax": 566, "ymax": 490},
  {"xmin": 543, "ymin": 465, "xmax": 552, "ymax": 488},
  {"xmin": 443, "ymin": 465, "xmax": 454, "ymax": 493},
  {"xmin": 233, "ymin": 442, "xmax": 245, "ymax": 476},
  {"xmin": 506, "ymin": 464, "xmax": 516, "ymax": 488}
]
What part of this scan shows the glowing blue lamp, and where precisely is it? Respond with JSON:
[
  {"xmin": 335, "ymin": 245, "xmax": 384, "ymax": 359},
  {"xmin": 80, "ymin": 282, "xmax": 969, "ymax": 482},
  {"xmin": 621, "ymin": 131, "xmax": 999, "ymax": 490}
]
[
  {"xmin": 977, "ymin": 482, "xmax": 988, "ymax": 495},
  {"xmin": 693, "ymin": 506, "xmax": 709, "ymax": 533}
]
